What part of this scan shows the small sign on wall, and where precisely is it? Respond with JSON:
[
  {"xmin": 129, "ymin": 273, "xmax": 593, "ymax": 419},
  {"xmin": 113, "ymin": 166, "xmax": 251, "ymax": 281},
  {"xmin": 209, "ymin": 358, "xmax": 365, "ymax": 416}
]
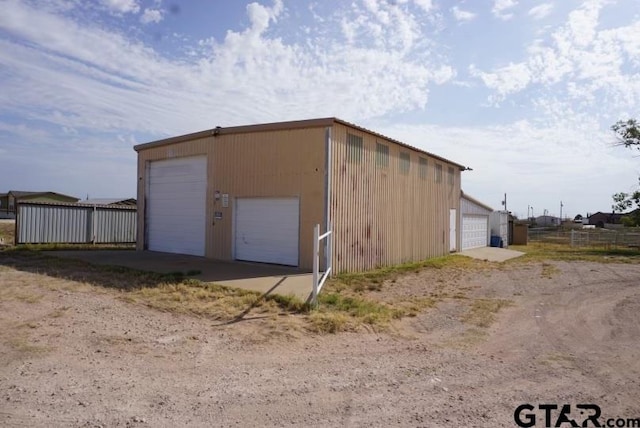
[
  {"xmin": 222, "ymin": 194, "xmax": 229, "ymax": 208},
  {"xmin": 214, "ymin": 211, "xmax": 223, "ymax": 220}
]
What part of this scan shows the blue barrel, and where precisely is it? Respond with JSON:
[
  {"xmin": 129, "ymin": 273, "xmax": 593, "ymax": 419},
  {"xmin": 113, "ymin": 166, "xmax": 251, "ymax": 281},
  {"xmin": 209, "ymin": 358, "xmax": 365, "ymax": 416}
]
[{"xmin": 490, "ymin": 236, "xmax": 501, "ymax": 247}]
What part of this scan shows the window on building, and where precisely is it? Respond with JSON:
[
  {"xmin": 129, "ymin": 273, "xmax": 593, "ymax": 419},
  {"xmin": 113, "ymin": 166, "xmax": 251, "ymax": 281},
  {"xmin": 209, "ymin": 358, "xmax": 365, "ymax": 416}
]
[
  {"xmin": 399, "ymin": 152, "xmax": 410, "ymax": 174},
  {"xmin": 419, "ymin": 157, "xmax": 428, "ymax": 179},
  {"xmin": 346, "ymin": 133, "xmax": 364, "ymax": 163},
  {"xmin": 376, "ymin": 143, "xmax": 389, "ymax": 168},
  {"xmin": 435, "ymin": 163, "xmax": 443, "ymax": 183},
  {"xmin": 448, "ymin": 166, "xmax": 455, "ymax": 185}
]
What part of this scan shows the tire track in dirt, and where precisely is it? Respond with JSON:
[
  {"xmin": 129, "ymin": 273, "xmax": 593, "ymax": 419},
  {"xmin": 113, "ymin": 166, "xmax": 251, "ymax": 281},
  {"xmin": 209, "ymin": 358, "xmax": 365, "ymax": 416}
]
[{"xmin": 533, "ymin": 262, "xmax": 640, "ymax": 409}]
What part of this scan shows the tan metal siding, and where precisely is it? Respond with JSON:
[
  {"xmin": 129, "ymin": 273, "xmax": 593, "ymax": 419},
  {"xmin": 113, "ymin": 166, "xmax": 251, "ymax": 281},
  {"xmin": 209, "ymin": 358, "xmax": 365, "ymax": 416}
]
[
  {"xmin": 330, "ymin": 123, "xmax": 461, "ymax": 273},
  {"xmin": 136, "ymin": 128, "xmax": 326, "ymax": 270}
]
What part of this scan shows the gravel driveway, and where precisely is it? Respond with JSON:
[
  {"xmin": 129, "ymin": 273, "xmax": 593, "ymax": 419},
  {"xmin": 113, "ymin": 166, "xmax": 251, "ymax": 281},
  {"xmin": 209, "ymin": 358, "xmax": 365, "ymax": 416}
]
[{"xmin": 1, "ymin": 257, "xmax": 639, "ymax": 427}]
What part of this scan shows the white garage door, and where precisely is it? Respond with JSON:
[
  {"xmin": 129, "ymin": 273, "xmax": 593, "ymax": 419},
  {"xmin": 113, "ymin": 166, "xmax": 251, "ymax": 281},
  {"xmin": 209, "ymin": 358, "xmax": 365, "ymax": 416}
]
[
  {"xmin": 235, "ymin": 197, "xmax": 299, "ymax": 266},
  {"xmin": 462, "ymin": 215, "xmax": 489, "ymax": 250},
  {"xmin": 147, "ymin": 156, "xmax": 207, "ymax": 256}
]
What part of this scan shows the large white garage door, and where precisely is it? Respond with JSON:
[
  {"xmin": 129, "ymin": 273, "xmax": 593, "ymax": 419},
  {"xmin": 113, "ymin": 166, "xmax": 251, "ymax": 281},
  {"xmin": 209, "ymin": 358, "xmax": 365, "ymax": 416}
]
[
  {"xmin": 235, "ymin": 197, "xmax": 299, "ymax": 266},
  {"xmin": 462, "ymin": 215, "xmax": 489, "ymax": 250},
  {"xmin": 147, "ymin": 156, "xmax": 207, "ymax": 256}
]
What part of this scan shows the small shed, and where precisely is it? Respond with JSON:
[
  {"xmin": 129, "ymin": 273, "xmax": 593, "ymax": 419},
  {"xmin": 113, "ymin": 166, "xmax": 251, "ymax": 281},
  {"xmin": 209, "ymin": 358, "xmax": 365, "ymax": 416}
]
[{"xmin": 460, "ymin": 191, "xmax": 493, "ymax": 250}]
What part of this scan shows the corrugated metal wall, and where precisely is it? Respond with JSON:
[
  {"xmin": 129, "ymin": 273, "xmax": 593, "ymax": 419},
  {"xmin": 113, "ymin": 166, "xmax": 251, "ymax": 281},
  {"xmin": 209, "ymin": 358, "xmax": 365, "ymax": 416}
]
[
  {"xmin": 330, "ymin": 123, "xmax": 462, "ymax": 273},
  {"xmin": 461, "ymin": 196, "xmax": 493, "ymax": 215},
  {"xmin": 17, "ymin": 202, "xmax": 136, "ymax": 244},
  {"xmin": 490, "ymin": 211, "xmax": 509, "ymax": 248},
  {"xmin": 136, "ymin": 127, "xmax": 326, "ymax": 269}
]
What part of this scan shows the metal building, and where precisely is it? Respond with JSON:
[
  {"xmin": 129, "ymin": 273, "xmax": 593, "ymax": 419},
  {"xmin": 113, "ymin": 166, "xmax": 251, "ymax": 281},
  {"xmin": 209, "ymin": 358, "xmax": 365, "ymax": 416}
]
[{"xmin": 134, "ymin": 118, "xmax": 467, "ymax": 273}]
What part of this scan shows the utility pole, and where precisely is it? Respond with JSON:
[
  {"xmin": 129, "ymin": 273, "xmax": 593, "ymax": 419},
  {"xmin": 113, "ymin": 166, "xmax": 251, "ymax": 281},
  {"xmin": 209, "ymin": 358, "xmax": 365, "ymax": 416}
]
[{"xmin": 560, "ymin": 201, "xmax": 563, "ymax": 223}]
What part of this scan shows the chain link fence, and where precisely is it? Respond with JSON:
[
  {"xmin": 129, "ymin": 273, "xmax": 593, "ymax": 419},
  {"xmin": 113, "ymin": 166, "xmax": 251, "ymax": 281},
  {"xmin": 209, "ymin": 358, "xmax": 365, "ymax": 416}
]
[{"xmin": 527, "ymin": 227, "xmax": 640, "ymax": 248}]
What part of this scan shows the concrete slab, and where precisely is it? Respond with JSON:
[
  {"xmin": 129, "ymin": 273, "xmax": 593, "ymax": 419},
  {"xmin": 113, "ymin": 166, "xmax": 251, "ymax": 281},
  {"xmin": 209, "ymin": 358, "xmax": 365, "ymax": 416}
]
[
  {"xmin": 46, "ymin": 250, "xmax": 314, "ymax": 301},
  {"xmin": 457, "ymin": 247, "xmax": 525, "ymax": 262}
]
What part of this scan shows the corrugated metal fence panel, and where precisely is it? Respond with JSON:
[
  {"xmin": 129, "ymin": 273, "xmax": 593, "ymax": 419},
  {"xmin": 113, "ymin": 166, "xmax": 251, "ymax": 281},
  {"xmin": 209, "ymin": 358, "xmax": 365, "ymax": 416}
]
[
  {"xmin": 17, "ymin": 202, "xmax": 136, "ymax": 244},
  {"xmin": 94, "ymin": 207, "xmax": 137, "ymax": 243}
]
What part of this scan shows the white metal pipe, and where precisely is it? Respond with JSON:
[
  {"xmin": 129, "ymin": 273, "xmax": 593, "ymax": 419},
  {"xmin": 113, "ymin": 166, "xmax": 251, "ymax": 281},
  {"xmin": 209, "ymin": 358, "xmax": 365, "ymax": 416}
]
[{"xmin": 312, "ymin": 223, "xmax": 319, "ymax": 303}]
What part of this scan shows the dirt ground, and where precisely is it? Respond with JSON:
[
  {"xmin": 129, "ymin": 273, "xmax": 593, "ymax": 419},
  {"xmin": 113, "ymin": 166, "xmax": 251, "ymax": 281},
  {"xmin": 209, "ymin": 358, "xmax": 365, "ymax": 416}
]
[{"xmin": 1, "ymin": 255, "xmax": 639, "ymax": 427}]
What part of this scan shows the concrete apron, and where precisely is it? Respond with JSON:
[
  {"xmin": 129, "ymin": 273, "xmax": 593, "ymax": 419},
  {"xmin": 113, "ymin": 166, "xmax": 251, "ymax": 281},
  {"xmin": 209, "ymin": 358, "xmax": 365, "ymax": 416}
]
[
  {"xmin": 45, "ymin": 250, "xmax": 314, "ymax": 302},
  {"xmin": 457, "ymin": 247, "xmax": 525, "ymax": 262}
]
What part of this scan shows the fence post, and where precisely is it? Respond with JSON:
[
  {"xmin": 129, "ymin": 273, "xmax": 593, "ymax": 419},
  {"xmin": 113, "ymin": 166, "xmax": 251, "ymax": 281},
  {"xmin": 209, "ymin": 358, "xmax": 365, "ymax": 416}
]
[
  {"xmin": 92, "ymin": 205, "xmax": 97, "ymax": 244},
  {"xmin": 328, "ymin": 221, "xmax": 332, "ymax": 277},
  {"xmin": 312, "ymin": 224, "xmax": 319, "ymax": 303}
]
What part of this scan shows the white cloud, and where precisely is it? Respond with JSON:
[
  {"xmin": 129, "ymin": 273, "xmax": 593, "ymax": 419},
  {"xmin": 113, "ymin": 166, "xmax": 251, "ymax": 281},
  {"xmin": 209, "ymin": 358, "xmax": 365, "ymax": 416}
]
[
  {"xmin": 528, "ymin": 3, "xmax": 553, "ymax": 20},
  {"xmin": 0, "ymin": 0, "xmax": 454, "ymax": 136},
  {"xmin": 140, "ymin": 8, "xmax": 163, "ymax": 24},
  {"xmin": 452, "ymin": 6, "xmax": 476, "ymax": 22},
  {"xmin": 469, "ymin": 62, "xmax": 531, "ymax": 102},
  {"xmin": 472, "ymin": 0, "xmax": 640, "ymax": 119},
  {"xmin": 412, "ymin": 0, "xmax": 433, "ymax": 13},
  {"xmin": 246, "ymin": 0, "xmax": 283, "ymax": 34},
  {"xmin": 492, "ymin": 0, "xmax": 518, "ymax": 20},
  {"xmin": 101, "ymin": 0, "xmax": 139, "ymax": 15}
]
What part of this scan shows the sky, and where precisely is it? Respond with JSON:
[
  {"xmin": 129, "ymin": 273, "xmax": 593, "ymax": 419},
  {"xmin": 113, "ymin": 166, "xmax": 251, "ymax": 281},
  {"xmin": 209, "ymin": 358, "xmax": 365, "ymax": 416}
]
[{"xmin": 1, "ymin": 0, "xmax": 639, "ymax": 219}]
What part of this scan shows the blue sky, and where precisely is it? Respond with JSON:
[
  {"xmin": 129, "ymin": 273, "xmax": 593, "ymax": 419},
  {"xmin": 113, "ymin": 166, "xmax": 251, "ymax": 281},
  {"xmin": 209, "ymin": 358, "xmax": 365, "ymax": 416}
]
[{"xmin": 1, "ymin": 0, "xmax": 639, "ymax": 219}]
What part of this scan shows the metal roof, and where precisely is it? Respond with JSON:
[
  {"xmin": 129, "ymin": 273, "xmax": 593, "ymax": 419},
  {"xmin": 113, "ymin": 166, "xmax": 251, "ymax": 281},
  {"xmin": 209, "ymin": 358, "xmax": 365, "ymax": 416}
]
[
  {"xmin": 134, "ymin": 117, "xmax": 469, "ymax": 170},
  {"xmin": 6, "ymin": 190, "xmax": 79, "ymax": 201},
  {"xmin": 83, "ymin": 198, "xmax": 136, "ymax": 206},
  {"xmin": 17, "ymin": 200, "xmax": 136, "ymax": 210}
]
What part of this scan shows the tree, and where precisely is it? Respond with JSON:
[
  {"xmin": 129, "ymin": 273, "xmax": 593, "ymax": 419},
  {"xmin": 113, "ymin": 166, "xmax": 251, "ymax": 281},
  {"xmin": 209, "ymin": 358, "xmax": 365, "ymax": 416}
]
[
  {"xmin": 612, "ymin": 119, "xmax": 640, "ymax": 226},
  {"xmin": 612, "ymin": 119, "xmax": 640, "ymax": 149}
]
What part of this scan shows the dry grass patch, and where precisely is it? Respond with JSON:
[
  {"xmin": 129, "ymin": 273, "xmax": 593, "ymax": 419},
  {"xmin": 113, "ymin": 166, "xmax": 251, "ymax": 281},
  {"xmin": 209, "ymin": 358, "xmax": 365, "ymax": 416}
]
[
  {"xmin": 7, "ymin": 336, "xmax": 50, "ymax": 355},
  {"xmin": 307, "ymin": 312, "xmax": 352, "ymax": 334},
  {"xmin": 49, "ymin": 306, "xmax": 71, "ymax": 318},
  {"xmin": 329, "ymin": 255, "xmax": 484, "ymax": 294},
  {"xmin": 1, "ymin": 321, "xmax": 51, "ymax": 359},
  {"xmin": 129, "ymin": 280, "xmax": 309, "ymax": 321},
  {"xmin": 538, "ymin": 352, "xmax": 576, "ymax": 368},
  {"xmin": 0, "ymin": 285, "xmax": 45, "ymax": 304},
  {"xmin": 510, "ymin": 243, "xmax": 640, "ymax": 264},
  {"xmin": 462, "ymin": 298, "xmax": 514, "ymax": 328},
  {"xmin": 540, "ymin": 262, "xmax": 560, "ymax": 279},
  {"xmin": 0, "ymin": 221, "xmax": 15, "ymax": 245},
  {"xmin": 440, "ymin": 327, "xmax": 489, "ymax": 349},
  {"xmin": 309, "ymin": 255, "xmax": 490, "ymax": 333}
]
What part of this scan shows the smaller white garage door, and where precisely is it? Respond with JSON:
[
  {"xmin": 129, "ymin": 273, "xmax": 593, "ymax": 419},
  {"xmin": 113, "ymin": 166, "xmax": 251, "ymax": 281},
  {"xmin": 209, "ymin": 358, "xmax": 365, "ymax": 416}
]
[
  {"xmin": 235, "ymin": 197, "xmax": 300, "ymax": 266},
  {"xmin": 462, "ymin": 215, "xmax": 489, "ymax": 250}
]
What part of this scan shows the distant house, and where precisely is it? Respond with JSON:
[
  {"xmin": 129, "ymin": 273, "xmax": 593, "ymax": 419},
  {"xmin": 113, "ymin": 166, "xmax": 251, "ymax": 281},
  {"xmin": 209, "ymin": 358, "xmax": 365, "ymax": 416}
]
[
  {"xmin": 588, "ymin": 212, "xmax": 624, "ymax": 228},
  {"xmin": 0, "ymin": 191, "xmax": 79, "ymax": 219},
  {"xmin": 82, "ymin": 198, "xmax": 136, "ymax": 206},
  {"xmin": 535, "ymin": 215, "xmax": 561, "ymax": 227}
]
